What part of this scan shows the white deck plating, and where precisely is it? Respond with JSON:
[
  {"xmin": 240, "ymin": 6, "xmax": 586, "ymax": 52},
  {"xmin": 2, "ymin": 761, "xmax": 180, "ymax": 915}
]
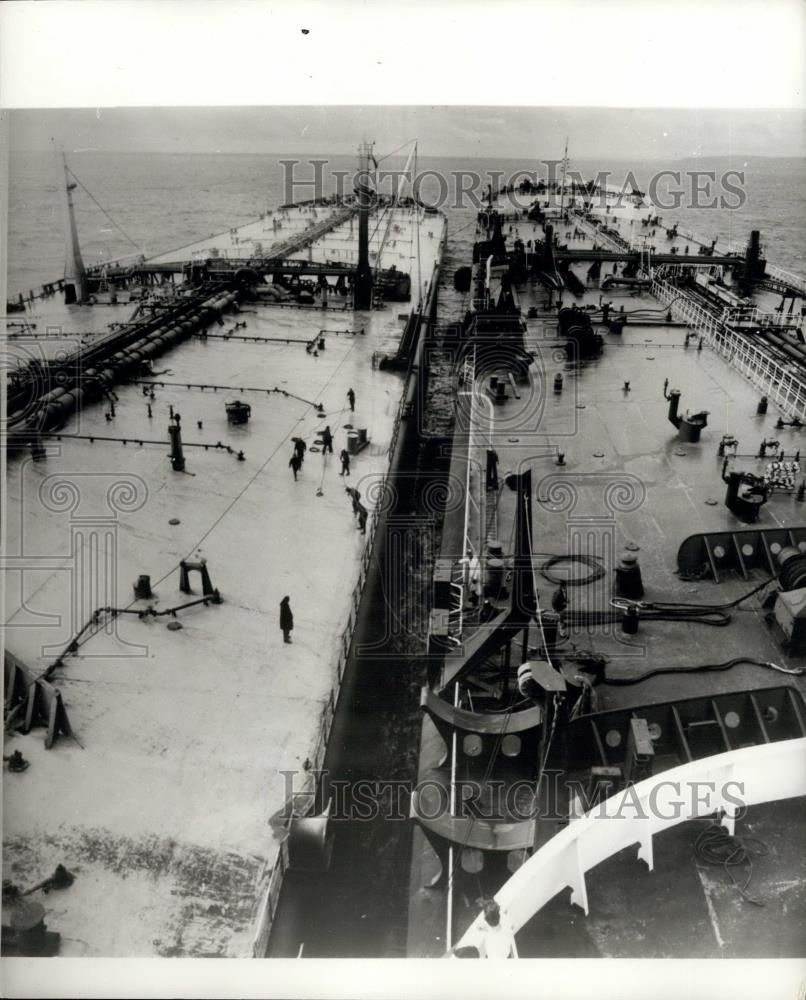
[{"xmin": 3, "ymin": 203, "xmax": 446, "ymax": 956}]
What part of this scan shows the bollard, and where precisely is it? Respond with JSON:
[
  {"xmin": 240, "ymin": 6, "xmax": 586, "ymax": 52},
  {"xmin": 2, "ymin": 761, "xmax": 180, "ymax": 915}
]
[
  {"xmin": 485, "ymin": 558, "xmax": 505, "ymax": 598},
  {"xmin": 554, "ymin": 373, "xmax": 563, "ymax": 394},
  {"xmin": 615, "ymin": 552, "xmax": 644, "ymax": 600},
  {"xmin": 757, "ymin": 396, "xmax": 769, "ymax": 415},
  {"xmin": 621, "ymin": 605, "xmax": 640, "ymax": 634}
]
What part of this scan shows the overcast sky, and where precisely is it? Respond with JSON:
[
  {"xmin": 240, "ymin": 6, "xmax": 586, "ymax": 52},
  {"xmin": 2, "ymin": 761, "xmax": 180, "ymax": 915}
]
[{"xmin": 9, "ymin": 106, "xmax": 806, "ymax": 160}]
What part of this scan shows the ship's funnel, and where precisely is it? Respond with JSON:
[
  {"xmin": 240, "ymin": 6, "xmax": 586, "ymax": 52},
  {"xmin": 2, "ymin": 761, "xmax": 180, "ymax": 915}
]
[
  {"xmin": 741, "ymin": 229, "xmax": 767, "ymax": 285},
  {"xmin": 61, "ymin": 153, "xmax": 87, "ymax": 305}
]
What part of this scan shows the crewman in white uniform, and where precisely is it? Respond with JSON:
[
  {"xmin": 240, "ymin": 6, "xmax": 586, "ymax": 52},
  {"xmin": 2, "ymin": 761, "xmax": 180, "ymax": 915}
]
[{"xmin": 477, "ymin": 900, "xmax": 518, "ymax": 958}]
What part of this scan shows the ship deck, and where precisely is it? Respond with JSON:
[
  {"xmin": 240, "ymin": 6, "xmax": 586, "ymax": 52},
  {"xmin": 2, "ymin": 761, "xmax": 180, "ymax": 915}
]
[
  {"xmin": 407, "ymin": 197, "xmax": 806, "ymax": 958},
  {"xmin": 3, "ymin": 202, "xmax": 445, "ymax": 956}
]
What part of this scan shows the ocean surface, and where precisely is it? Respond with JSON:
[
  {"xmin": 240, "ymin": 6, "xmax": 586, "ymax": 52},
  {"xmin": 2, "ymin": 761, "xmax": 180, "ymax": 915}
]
[{"xmin": 7, "ymin": 151, "xmax": 806, "ymax": 300}]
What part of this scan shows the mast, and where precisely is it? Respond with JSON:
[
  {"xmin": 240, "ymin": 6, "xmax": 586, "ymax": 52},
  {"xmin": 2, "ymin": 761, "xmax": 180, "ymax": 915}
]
[
  {"xmin": 353, "ymin": 140, "xmax": 375, "ymax": 310},
  {"xmin": 509, "ymin": 468, "xmax": 537, "ymax": 630},
  {"xmin": 413, "ymin": 141, "xmax": 422, "ymax": 308},
  {"xmin": 61, "ymin": 152, "xmax": 87, "ymax": 305},
  {"xmin": 558, "ymin": 136, "xmax": 569, "ymax": 221}
]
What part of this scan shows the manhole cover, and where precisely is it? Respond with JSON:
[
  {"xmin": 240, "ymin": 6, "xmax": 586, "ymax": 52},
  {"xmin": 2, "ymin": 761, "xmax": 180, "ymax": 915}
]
[
  {"xmin": 310, "ymin": 445, "xmax": 321, "ymax": 452},
  {"xmin": 343, "ymin": 423, "xmax": 353, "ymax": 429},
  {"xmin": 166, "ymin": 621, "xmax": 183, "ymax": 631},
  {"xmin": 625, "ymin": 542, "xmax": 641, "ymax": 551},
  {"xmin": 646, "ymin": 356, "xmax": 656, "ymax": 360},
  {"xmin": 576, "ymin": 404, "xmax": 586, "ymax": 409},
  {"xmin": 675, "ymin": 449, "xmax": 687, "ymax": 456},
  {"xmin": 593, "ymin": 451, "xmax": 604, "ymax": 458},
  {"xmin": 705, "ymin": 498, "xmax": 718, "ymax": 506},
  {"xmin": 508, "ymin": 437, "xmax": 519, "ymax": 443},
  {"xmin": 169, "ymin": 518, "xmax": 181, "ymax": 525}
]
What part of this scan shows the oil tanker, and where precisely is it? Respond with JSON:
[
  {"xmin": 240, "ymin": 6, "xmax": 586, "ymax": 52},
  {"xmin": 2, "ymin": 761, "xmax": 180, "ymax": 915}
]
[
  {"xmin": 406, "ymin": 172, "xmax": 806, "ymax": 959},
  {"xmin": 2, "ymin": 142, "xmax": 447, "ymax": 958},
  {"xmin": 4, "ymin": 143, "xmax": 805, "ymax": 963}
]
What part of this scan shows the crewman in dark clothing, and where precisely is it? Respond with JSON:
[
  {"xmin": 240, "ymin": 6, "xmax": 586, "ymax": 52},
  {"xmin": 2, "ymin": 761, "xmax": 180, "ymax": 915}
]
[
  {"xmin": 339, "ymin": 449, "xmax": 351, "ymax": 476},
  {"xmin": 4, "ymin": 750, "xmax": 29, "ymax": 772},
  {"xmin": 289, "ymin": 453, "xmax": 302, "ymax": 481},
  {"xmin": 280, "ymin": 596, "xmax": 294, "ymax": 644},
  {"xmin": 293, "ymin": 437, "xmax": 307, "ymax": 464},
  {"xmin": 345, "ymin": 486, "xmax": 362, "ymax": 516},
  {"xmin": 347, "ymin": 388, "xmax": 355, "ymax": 412},
  {"xmin": 321, "ymin": 426, "xmax": 334, "ymax": 454}
]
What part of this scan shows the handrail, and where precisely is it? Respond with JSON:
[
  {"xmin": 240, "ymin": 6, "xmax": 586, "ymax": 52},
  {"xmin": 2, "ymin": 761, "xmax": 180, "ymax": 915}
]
[
  {"xmin": 458, "ymin": 347, "xmax": 478, "ymax": 593},
  {"xmin": 766, "ymin": 261, "xmax": 806, "ymax": 296},
  {"xmin": 651, "ymin": 277, "xmax": 806, "ymax": 421},
  {"xmin": 249, "ymin": 378, "xmax": 400, "ymax": 956},
  {"xmin": 453, "ymin": 736, "xmax": 806, "ymax": 954},
  {"xmin": 724, "ymin": 305, "xmax": 801, "ymax": 330},
  {"xmin": 250, "ymin": 232, "xmax": 444, "ymax": 955}
]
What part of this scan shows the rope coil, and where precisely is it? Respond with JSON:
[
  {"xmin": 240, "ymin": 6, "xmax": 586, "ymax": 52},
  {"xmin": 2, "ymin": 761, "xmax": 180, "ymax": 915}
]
[{"xmin": 694, "ymin": 821, "xmax": 769, "ymax": 907}]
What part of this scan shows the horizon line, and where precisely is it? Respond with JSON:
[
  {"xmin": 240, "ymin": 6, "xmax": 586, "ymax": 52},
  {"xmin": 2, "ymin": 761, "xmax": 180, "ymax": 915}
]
[{"xmin": 9, "ymin": 148, "xmax": 806, "ymax": 162}]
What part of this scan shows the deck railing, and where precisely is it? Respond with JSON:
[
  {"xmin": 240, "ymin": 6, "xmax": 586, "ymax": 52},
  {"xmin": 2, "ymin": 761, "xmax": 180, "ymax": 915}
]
[
  {"xmin": 765, "ymin": 261, "xmax": 806, "ymax": 297},
  {"xmin": 453, "ymin": 737, "xmax": 806, "ymax": 955},
  {"xmin": 249, "ymin": 376, "xmax": 405, "ymax": 957},
  {"xmin": 722, "ymin": 304, "xmax": 803, "ymax": 331},
  {"xmin": 651, "ymin": 277, "xmax": 806, "ymax": 421},
  {"xmin": 249, "ymin": 259, "xmax": 443, "ymax": 956}
]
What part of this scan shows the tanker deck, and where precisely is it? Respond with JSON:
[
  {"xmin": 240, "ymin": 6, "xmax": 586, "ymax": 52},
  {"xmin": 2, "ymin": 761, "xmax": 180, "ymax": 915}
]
[
  {"xmin": 407, "ymin": 188, "xmax": 806, "ymax": 959},
  {"xmin": 3, "ymin": 188, "xmax": 446, "ymax": 957}
]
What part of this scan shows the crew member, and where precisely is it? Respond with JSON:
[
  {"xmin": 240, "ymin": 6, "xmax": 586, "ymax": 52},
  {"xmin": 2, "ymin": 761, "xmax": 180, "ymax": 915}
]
[
  {"xmin": 279, "ymin": 596, "xmax": 294, "ymax": 644},
  {"xmin": 477, "ymin": 900, "xmax": 518, "ymax": 958}
]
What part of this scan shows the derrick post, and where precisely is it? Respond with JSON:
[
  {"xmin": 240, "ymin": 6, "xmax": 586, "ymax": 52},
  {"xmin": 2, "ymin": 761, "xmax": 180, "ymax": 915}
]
[{"xmin": 353, "ymin": 142, "xmax": 375, "ymax": 310}]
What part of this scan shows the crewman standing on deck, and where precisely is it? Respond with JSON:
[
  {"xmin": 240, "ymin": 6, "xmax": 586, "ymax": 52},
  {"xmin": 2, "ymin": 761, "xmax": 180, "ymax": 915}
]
[
  {"xmin": 339, "ymin": 449, "xmax": 351, "ymax": 477},
  {"xmin": 279, "ymin": 596, "xmax": 294, "ymax": 644},
  {"xmin": 347, "ymin": 387, "xmax": 355, "ymax": 412},
  {"xmin": 289, "ymin": 453, "xmax": 302, "ymax": 481},
  {"xmin": 345, "ymin": 486, "xmax": 362, "ymax": 516},
  {"xmin": 321, "ymin": 426, "xmax": 334, "ymax": 454},
  {"xmin": 477, "ymin": 900, "xmax": 518, "ymax": 958}
]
